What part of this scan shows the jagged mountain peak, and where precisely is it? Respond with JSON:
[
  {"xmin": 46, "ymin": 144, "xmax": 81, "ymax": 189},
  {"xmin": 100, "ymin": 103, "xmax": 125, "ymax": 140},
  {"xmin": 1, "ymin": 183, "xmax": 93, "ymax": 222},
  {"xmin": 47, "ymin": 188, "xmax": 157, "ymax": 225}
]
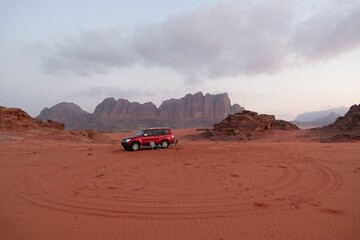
[{"xmin": 37, "ymin": 92, "xmax": 244, "ymax": 131}]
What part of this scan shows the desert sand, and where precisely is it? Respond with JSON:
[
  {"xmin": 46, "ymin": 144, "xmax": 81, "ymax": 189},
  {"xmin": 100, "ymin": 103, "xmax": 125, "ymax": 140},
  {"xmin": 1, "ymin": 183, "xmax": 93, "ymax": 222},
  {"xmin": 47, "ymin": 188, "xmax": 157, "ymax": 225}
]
[{"xmin": 0, "ymin": 128, "xmax": 359, "ymax": 240}]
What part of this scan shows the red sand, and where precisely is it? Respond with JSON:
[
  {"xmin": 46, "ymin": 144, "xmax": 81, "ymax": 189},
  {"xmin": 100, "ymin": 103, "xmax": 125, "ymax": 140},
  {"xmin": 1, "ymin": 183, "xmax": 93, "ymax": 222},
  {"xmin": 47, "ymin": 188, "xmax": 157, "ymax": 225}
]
[{"xmin": 0, "ymin": 129, "xmax": 359, "ymax": 239}]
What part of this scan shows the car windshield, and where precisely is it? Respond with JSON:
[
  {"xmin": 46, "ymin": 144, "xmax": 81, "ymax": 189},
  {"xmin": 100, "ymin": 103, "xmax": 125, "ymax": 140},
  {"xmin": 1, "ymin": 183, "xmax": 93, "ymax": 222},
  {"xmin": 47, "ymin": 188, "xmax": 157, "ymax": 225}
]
[{"xmin": 135, "ymin": 130, "xmax": 145, "ymax": 137}]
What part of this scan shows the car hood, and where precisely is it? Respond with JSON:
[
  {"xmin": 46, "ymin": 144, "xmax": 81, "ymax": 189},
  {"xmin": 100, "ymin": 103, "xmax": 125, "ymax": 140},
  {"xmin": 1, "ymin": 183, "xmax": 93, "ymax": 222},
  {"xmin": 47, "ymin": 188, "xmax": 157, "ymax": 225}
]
[{"xmin": 122, "ymin": 136, "xmax": 134, "ymax": 140}]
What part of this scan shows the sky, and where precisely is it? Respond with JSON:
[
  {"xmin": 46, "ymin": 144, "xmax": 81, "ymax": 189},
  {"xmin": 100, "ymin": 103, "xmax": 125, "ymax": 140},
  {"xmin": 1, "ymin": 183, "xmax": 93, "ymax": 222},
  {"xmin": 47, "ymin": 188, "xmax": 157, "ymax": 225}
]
[{"xmin": 0, "ymin": 0, "xmax": 359, "ymax": 120}]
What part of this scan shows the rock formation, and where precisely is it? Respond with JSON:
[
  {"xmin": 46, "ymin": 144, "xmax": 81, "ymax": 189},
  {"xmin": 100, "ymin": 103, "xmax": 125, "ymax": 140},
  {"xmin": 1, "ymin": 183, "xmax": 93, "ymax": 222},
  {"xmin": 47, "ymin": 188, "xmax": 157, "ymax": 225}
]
[
  {"xmin": 312, "ymin": 104, "xmax": 360, "ymax": 142},
  {"xmin": 0, "ymin": 106, "xmax": 65, "ymax": 131},
  {"xmin": 159, "ymin": 92, "xmax": 236, "ymax": 120},
  {"xmin": 37, "ymin": 102, "xmax": 111, "ymax": 131},
  {"xmin": 203, "ymin": 110, "xmax": 298, "ymax": 141},
  {"xmin": 38, "ymin": 92, "xmax": 244, "ymax": 130},
  {"xmin": 94, "ymin": 98, "xmax": 159, "ymax": 119},
  {"xmin": 1, "ymin": 106, "xmax": 113, "ymax": 143},
  {"xmin": 324, "ymin": 104, "xmax": 360, "ymax": 131}
]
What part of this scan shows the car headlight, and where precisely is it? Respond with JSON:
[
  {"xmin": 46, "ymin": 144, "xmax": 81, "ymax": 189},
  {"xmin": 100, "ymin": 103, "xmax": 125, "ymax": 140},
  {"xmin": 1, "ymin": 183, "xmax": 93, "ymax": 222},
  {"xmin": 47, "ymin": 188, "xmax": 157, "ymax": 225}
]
[{"xmin": 125, "ymin": 138, "xmax": 131, "ymax": 142}]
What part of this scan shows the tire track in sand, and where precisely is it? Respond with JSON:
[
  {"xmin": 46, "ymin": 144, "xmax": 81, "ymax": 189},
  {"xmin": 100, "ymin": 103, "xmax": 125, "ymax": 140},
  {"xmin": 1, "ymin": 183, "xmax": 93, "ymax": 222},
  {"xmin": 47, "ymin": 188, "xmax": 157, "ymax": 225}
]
[{"xmin": 16, "ymin": 150, "xmax": 343, "ymax": 220}]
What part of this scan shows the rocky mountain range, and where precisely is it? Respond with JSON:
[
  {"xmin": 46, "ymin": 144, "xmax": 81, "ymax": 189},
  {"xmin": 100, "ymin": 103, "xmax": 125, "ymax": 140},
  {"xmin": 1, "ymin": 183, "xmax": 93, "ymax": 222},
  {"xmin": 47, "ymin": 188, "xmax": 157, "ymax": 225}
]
[
  {"xmin": 292, "ymin": 112, "xmax": 342, "ymax": 128},
  {"xmin": 294, "ymin": 107, "xmax": 348, "ymax": 122},
  {"xmin": 37, "ymin": 92, "xmax": 244, "ymax": 131},
  {"xmin": 292, "ymin": 107, "xmax": 348, "ymax": 128}
]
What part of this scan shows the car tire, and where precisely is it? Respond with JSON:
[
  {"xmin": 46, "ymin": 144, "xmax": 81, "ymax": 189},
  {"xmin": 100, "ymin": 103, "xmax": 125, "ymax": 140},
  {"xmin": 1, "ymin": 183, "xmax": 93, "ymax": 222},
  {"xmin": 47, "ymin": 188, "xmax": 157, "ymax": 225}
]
[
  {"xmin": 160, "ymin": 140, "xmax": 169, "ymax": 148},
  {"xmin": 131, "ymin": 142, "xmax": 140, "ymax": 151}
]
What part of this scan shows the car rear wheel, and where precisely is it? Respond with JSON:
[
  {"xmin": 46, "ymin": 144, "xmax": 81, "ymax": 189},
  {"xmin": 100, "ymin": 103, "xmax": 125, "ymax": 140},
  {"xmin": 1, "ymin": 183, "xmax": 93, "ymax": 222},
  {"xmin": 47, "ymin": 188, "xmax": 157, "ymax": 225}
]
[
  {"xmin": 160, "ymin": 140, "xmax": 169, "ymax": 148},
  {"xmin": 131, "ymin": 142, "xmax": 140, "ymax": 151}
]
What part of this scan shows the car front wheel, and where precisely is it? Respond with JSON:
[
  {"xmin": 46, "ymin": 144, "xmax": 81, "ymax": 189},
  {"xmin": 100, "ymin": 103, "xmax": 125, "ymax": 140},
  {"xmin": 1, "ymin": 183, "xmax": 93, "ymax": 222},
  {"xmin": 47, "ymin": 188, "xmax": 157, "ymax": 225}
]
[{"xmin": 131, "ymin": 142, "xmax": 140, "ymax": 151}]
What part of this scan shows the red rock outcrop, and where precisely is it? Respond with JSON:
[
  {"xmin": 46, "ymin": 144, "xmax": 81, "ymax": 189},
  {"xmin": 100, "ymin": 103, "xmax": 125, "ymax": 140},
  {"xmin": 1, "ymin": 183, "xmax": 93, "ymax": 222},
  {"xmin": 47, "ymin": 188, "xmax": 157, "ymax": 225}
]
[
  {"xmin": 0, "ymin": 106, "xmax": 65, "ymax": 131},
  {"xmin": 203, "ymin": 110, "xmax": 298, "ymax": 140},
  {"xmin": 312, "ymin": 104, "xmax": 360, "ymax": 142},
  {"xmin": 1, "ymin": 106, "xmax": 113, "ymax": 143},
  {"xmin": 323, "ymin": 104, "xmax": 360, "ymax": 131}
]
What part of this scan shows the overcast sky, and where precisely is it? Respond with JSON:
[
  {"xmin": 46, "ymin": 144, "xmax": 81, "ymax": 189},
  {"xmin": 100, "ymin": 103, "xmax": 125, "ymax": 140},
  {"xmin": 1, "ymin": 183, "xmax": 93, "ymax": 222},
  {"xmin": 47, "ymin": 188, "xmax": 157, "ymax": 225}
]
[{"xmin": 1, "ymin": 0, "xmax": 359, "ymax": 120}]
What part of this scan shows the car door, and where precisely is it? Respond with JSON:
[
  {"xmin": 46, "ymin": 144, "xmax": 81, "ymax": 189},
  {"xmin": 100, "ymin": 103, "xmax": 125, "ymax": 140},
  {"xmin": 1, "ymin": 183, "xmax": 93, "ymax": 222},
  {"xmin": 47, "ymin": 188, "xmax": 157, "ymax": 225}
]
[
  {"xmin": 152, "ymin": 129, "xmax": 162, "ymax": 145},
  {"xmin": 142, "ymin": 130, "xmax": 155, "ymax": 146}
]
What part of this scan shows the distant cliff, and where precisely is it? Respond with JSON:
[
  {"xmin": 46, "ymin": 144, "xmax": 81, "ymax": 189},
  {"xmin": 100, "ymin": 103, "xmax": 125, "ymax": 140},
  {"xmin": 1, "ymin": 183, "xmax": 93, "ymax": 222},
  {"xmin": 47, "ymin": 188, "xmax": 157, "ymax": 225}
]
[
  {"xmin": 158, "ymin": 92, "xmax": 242, "ymax": 121},
  {"xmin": 294, "ymin": 107, "xmax": 348, "ymax": 122},
  {"xmin": 292, "ymin": 112, "xmax": 341, "ymax": 128},
  {"xmin": 37, "ymin": 92, "xmax": 244, "ymax": 131},
  {"xmin": 292, "ymin": 107, "xmax": 348, "ymax": 128}
]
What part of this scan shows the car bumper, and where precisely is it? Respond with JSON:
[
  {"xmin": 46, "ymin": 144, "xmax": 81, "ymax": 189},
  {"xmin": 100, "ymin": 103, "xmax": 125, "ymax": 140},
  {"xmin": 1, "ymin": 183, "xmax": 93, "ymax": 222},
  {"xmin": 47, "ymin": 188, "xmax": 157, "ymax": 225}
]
[{"xmin": 121, "ymin": 142, "xmax": 131, "ymax": 148}]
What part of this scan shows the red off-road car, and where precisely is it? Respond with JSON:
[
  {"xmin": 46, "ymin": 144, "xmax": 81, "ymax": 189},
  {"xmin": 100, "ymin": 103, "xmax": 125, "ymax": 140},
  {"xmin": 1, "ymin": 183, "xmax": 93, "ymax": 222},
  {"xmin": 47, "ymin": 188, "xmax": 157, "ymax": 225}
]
[{"xmin": 121, "ymin": 127, "xmax": 176, "ymax": 151}]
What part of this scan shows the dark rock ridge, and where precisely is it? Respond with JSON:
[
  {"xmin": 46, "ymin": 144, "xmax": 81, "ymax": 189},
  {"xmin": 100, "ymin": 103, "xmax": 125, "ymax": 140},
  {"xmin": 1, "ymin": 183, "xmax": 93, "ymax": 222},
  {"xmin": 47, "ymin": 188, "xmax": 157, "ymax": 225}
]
[
  {"xmin": 38, "ymin": 102, "xmax": 111, "ymax": 131},
  {"xmin": 37, "ymin": 92, "xmax": 244, "ymax": 131},
  {"xmin": 323, "ymin": 104, "xmax": 360, "ymax": 131},
  {"xmin": 39, "ymin": 102, "xmax": 87, "ymax": 122},
  {"xmin": 312, "ymin": 104, "xmax": 360, "ymax": 142},
  {"xmin": 202, "ymin": 110, "xmax": 298, "ymax": 141}
]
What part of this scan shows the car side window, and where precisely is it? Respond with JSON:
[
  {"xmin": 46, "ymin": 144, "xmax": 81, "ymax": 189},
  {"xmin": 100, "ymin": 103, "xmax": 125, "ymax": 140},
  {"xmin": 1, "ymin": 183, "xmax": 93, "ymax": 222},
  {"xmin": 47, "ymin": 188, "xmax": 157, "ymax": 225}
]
[
  {"xmin": 155, "ymin": 130, "xmax": 162, "ymax": 136},
  {"xmin": 148, "ymin": 130, "xmax": 156, "ymax": 136},
  {"xmin": 143, "ymin": 129, "xmax": 170, "ymax": 136}
]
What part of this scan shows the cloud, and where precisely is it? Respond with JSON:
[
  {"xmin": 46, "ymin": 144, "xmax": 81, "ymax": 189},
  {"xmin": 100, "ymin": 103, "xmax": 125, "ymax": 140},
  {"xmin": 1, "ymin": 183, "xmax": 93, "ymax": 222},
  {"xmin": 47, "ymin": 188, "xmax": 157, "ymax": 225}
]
[
  {"xmin": 36, "ymin": 29, "xmax": 137, "ymax": 75},
  {"xmin": 31, "ymin": 0, "xmax": 360, "ymax": 80},
  {"xmin": 292, "ymin": 0, "xmax": 360, "ymax": 61},
  {"xmin": 134, "ymin": 0, "xmax": 293, "ymax": 78}
]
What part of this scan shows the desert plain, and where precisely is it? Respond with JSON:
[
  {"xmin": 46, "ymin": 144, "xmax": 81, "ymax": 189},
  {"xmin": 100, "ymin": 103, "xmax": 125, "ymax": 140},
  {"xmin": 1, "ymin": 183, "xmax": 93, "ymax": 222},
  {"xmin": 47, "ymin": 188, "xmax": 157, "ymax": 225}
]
[{"xmin": 0, "ymin": 128, "xmax": 359, "ymax": 240}]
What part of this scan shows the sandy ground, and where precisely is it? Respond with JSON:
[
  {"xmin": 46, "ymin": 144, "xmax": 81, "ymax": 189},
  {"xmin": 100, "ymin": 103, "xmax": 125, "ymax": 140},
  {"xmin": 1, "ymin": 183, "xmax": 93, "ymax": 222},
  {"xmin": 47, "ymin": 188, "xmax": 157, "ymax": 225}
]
[{"xmin": 0, "ymin": 129, "xmax": 359, "ymax": 240}]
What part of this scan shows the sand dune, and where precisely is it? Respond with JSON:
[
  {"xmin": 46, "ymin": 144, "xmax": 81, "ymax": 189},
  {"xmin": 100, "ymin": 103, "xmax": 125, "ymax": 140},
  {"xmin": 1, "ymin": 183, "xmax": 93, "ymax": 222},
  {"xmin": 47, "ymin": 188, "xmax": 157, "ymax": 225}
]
[{"xmin": 0, "ymin": 129, "xmax": 359, "ymax": 239}]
